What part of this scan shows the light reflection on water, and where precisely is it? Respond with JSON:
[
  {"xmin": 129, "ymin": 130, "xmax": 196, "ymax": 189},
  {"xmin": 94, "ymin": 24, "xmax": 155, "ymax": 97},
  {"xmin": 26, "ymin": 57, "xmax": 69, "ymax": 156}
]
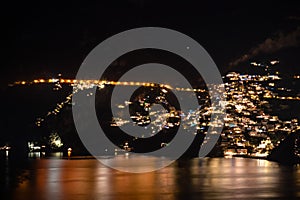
[{"xmin": 2, "ymin": 157, "xmax": 300, "ymax": 200}]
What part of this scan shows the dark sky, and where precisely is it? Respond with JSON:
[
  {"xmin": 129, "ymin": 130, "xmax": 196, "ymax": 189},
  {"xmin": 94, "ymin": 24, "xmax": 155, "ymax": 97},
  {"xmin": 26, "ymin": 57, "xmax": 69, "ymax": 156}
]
[{"xmin": 2, "ymin": 0, "xmax": 300, "ymax": 83}]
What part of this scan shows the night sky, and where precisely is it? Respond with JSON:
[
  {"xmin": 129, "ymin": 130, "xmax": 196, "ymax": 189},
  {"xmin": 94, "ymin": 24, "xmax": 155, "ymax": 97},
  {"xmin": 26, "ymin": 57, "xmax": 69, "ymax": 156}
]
[{"xmin": 2, "ymin": 0, "xmax": 300, "ymax": 84}]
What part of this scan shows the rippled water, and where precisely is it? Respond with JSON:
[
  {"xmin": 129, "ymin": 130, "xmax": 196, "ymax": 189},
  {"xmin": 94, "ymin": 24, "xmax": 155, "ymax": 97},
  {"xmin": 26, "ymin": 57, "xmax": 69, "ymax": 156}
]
[{"xmin": 1, "ymin": 157, "xmax": 300, "ymax": 200}]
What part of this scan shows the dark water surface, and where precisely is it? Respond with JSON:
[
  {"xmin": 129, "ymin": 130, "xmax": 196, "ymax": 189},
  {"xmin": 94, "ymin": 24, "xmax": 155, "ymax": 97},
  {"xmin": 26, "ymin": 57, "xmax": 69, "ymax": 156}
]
[{"xmin": 1, "ymin": 157, "xmax": 300, "ymax": 200}]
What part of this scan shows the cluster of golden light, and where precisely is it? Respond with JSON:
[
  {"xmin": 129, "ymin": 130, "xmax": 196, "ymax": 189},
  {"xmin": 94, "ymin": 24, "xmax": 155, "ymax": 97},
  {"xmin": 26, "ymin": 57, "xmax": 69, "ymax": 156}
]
[{"xmin": 12, "ymin": 78, "xmax": 207, "ymax": 128}]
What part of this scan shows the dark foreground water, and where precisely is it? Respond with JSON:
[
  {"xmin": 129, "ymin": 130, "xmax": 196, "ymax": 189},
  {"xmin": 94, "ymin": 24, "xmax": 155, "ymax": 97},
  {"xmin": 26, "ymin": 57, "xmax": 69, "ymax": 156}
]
[{"xmin": 1, "ymin": 157, "xmax": 300, "ymax": 200}]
